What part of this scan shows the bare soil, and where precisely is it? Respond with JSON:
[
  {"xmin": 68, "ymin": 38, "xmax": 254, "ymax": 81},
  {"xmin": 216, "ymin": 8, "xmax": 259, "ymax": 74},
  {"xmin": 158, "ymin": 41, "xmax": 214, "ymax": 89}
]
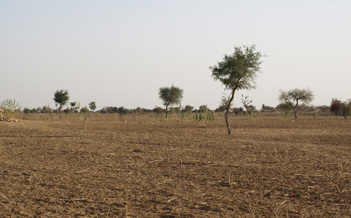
[{"xmin": 0, "ymin": 114, "xmax": 350, "ymax": 217}]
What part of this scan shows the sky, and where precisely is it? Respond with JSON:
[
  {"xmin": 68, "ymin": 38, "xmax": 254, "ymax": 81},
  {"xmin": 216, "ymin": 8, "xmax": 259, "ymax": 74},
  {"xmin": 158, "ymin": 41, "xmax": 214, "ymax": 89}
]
[{"xmin": 1, "ymin": 0, "xmax": 350, "ymax": 111}]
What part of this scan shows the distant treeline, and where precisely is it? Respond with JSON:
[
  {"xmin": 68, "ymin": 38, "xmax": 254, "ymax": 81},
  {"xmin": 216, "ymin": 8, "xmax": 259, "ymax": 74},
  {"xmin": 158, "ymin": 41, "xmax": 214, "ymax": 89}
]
[{"xmin": 22, "ymin": 104, "xmax": 333, "ymax": 115}]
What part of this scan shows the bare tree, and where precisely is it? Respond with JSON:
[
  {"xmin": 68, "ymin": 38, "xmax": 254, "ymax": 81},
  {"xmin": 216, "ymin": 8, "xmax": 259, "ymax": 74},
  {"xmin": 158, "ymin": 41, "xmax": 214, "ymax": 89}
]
[{"xmin": 241, "ymin": 95, "xmax": 253, "ymax": 115}]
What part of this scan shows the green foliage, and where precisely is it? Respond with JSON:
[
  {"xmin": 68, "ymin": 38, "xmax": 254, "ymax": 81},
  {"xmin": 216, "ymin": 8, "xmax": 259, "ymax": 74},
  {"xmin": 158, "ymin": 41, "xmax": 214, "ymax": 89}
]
[
  {"xmin": 89, "ymin": 102, "xmax": 96, "ymax": 111},
  {"xmin": 23, "ymin": 105, "xmax": 53, "ymax": 114},
  {"xmin": 54, "ymin": 90, "xmax": 69, "ymax": 112},
  {"xmin": 1, "ymin": 99, "xmax": 22, "ymax": 118},
  {"xmin": 170, "ymin": 106, "xmax": 181, "ymax": 114},
  {"xmin": 330, "ymin": 98, "xmax": 342, "ymax": 117},
  {"xmin": 152, "ymin": 107, "xmax": 164, "ymax": 114},
  {"xmin": 118, "ymin": 107, "xmax": 128, "ymax": 115},
  {"xmin": 193, "ymin": 112, "xmax": 215, "ymax": 122},
  {"xmin": 69, "ymin": 101, "xmax": 80, "ymax": 113},
  {"xmin": 215, "ymin": 106, "xmax": 226, "ymax": 112},
  {"xmin": 134, "ymin": 107, "xmax": 152, "ymax": 114},
  {"xmin": 210, "ymin": 45, "xmax": 263, "ymax": 135},
  {"xmin": 276, "ymin": 103, "xmax": 293, "ymax": 117},
  {"xmin": 23, "ymin": 107, "xmax": 31, "ymax": 114},
  {"xmin": 158, "ymin": 85, "xmax": 183, "ymax": 118},
  {"xmin": 261, "ymin": 104, "xmax": 274, "ymax": 111},
  {"xmin": 42, "ymin": 105, "xmax": 52, "ymax": 113},
  {"xmin": 159, "ymin": 85, "xmax": 183, "ymax": 107},
  {"xmin": 199, "ymin": 105, "xmax": 209, "ymax": 113},
  {"xmin": 98, "ymin": 106, "xmax": 133, "ymax": 114},
  {"xmin": 182, "ymin": 105, "xmax": 194, "ymax": 113},
  {"xmin": 232, "ymin": 108, "xmax": 240, "ymax": 115},
  {"xmin": 210, "ymin": 45, "xmax": 262, "ymax": 91},
  {"xmin": 276, "ymin": 103, "xmax": 293, "ymax": 111},
  {"xmin": 341, "ymin": 101, "xmax": 351, "ymax": 120},
  {"xmin": 278, "ymin": 88, "xmax": 314, "ymax": 119},
  {"xmin": 279, "ymin": 88, "xmax": 314, "ymax": 106},
  {"xmin": 80, "ymin": 106, "xmax": 89, "ymax": 113},
  {"xmin": 246, "ymin": 105, "xmax": 256, "ymax": 115}
]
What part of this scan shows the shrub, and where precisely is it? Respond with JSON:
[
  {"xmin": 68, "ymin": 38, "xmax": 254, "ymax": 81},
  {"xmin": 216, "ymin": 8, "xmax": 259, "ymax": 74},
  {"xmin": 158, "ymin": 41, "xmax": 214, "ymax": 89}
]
[
  {"xmin": 341, "ymin": 102, "xmax": 351, "ymax": 120},
  {"xmin": 193, "ymin": 112, "xmax": 215, "ymax": 126},
  {"xmin": 1, "ymin": 99, "xmax": 22, "ymax": 118},
  {"xmin": 330, "ymin": 98, "xmax": 342, "ymax": 117}
]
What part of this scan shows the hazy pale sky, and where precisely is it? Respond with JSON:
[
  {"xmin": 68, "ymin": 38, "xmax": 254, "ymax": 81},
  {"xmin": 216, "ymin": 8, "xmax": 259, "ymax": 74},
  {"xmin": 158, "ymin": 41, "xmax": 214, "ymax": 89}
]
[{"xmin": 1, "ymin": 1, "xmax": 350, "ymax": 110}]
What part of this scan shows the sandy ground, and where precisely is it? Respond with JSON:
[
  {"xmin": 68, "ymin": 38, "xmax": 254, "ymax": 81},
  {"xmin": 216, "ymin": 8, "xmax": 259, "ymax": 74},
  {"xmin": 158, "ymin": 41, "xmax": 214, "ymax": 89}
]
[{"xmin": 0, "ymin": 113, "xmax": 350, "ymax": 217}]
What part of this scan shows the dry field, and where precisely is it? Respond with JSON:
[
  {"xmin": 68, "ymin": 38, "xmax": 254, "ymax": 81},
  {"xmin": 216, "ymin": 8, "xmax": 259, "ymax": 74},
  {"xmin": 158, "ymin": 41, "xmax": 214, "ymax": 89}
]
[{"xmin": 0, "ymin": 113, "xmax": 350, "ymax": 217}]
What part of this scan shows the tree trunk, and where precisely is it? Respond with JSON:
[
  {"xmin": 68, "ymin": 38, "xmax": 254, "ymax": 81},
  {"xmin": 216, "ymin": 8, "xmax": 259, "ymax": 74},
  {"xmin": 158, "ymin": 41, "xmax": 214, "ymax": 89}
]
[
  {"xmin": 165, "ymin": 105, "xmax": 168, "ymax": 118},
  {"xmin": 224, "ymin": 89, "xmax": 236, "ymax": 135},
  {"xmin": 58, "ymin": 105, "xmax": 63, "ymax": 120},
  {"xmin": 293, "ymin": 100, "xmax": 298, "ymax": 119},
  {"xmin": 225, "ymin": 109, "xmax": 231, "ymax": 135}
]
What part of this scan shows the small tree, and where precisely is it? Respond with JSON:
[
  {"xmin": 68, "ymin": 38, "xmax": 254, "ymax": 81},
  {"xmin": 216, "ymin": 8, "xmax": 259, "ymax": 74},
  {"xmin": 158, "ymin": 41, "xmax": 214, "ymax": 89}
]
[
  {"xmin": 210, "ymin": 45, "xmax": 263, "ymax": 135},
  {"xmin": 330, "ymin": 98, "xmax": 342, "ymax": 117},
  {"xmin": 89, "ymin": 102, "xmax": 96, "ymax": 112},
  {"xmin": 261, "ymin": 104, "xmax": 274, "ymax": 112},
  {"xmin": 41, "ymin": 105, "xmax": 52, "ymax": 113},
  {"xmin": 199, "ymin": 105, "xmax": 209, "ymax": 113},
  {"xmin": 118, "ymin": 106, "xmax": 127, "ymax": 115},
  {"xmin": 23, "ymin": 107, "xmax": 30, "ymax": 114},
  {"xmin": 182, "ymin": 105, "xmax": 194, "ymax": 113},
  {"xmin": 341, "ymin": 101, "xmax": 351, "ymax": 120},
  {"xmin": 170, "ymin": 106, "xmax": 181, "ymax": 114},
  {"xmin": 158, "ymin": 85, "xmax": 183, "ymax": 118},
  {"xmin": 54, "ymin": 89, "xmax": 69, "ymax": 120},
  {"xmin": 153, "ymin": 106, "xmax": 164, "ymax": 114},
  {"xmin": 70, "ymin": 101, "xmax": 78, "ymax": 113},
  {"xmin": 241, "ymin": 95, "xmax": 253, "ymax": 115},
  {"xmin": 80, "ymin": 106, "xmax": 89, "ymax": 113},
  {"xmin": 276, "ymin": 102, "xmax": 293, "ymax": 116},
  {"xmin": 246, "ymin": 105, "xmax": 256, "ymax": 115},
  {"xmin": 278, "ymin": 88, "xmax": 313, "ymax": 119}
]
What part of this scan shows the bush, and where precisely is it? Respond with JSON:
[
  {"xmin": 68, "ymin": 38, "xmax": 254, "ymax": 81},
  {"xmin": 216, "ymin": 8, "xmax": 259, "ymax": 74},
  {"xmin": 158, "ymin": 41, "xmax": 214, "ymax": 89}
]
[
  {"xmin": 1, "ymin": 99, "xmax": 22, "ymax": 118},
  {"xmin": 182, "ymin": 105, "xmax": 194, "ymax": 113},
  {"xmin": 330, "ymin": 98, "xmax": 342, "ymax": 117},
  {"xmin": 341, "ymin": 102, "xmax": 351, "ymax": 120},
  {"xmin": 80, "ymin": 107, "xmax": 89, "ymax": 113}
]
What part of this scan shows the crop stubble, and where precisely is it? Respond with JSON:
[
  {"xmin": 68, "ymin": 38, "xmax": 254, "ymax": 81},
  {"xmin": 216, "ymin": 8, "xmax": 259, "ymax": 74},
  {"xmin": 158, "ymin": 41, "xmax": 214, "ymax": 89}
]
[{"xmin": 0, "ymin": 114, "xmax": 350, "ymax": 217}]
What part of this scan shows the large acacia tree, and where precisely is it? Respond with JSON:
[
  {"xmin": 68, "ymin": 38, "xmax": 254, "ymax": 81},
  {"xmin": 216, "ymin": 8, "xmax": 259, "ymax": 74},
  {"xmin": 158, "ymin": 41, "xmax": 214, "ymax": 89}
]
[
  {"xmin": 210, "ymin": 45, "xmax": 263, "ymax": 135},
  {"xmin": 278, "ymin": 88, "xmax": 313, "ymax": 119},
  {"xmin": 158, "ymin": 85, "xmax": 183, "ymax": 118},
  {"xmin": 54, "ymin": 89, "xmax": 69, "ymax": 120}
]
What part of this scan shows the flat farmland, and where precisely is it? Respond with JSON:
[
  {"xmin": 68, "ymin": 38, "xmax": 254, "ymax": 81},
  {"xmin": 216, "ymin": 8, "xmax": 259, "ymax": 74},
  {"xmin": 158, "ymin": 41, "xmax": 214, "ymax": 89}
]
[{"xmin": 0, "ymin": 114, "xmax": 350, "ymax": 217}]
